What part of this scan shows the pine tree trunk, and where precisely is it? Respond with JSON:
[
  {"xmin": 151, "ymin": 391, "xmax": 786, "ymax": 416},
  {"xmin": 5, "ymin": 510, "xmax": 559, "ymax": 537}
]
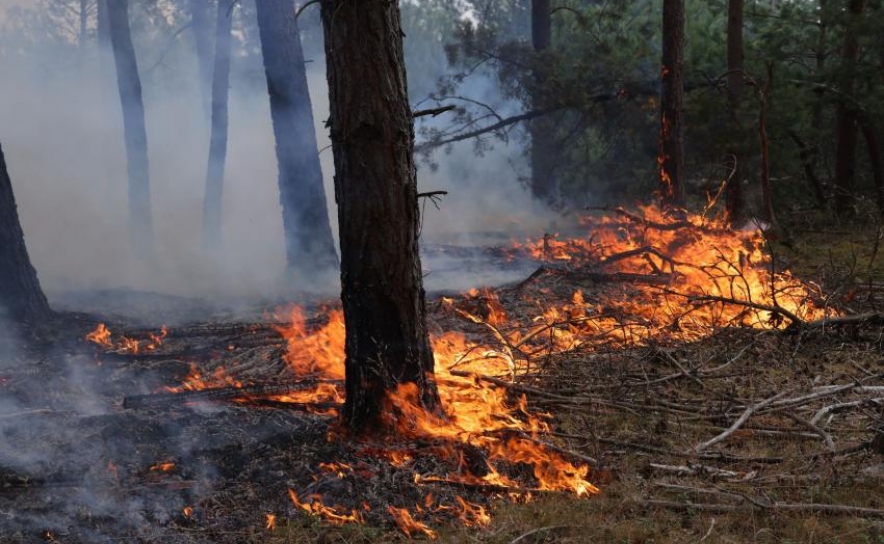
[
  {"xmin": 833, "ymin": 0, "xmax": 865, "ymax": 216},
  {"xmin": 860, "ymin": 120, "xmax": 884, "ymax": 215},
  {"xmin": 107, "ymin": 0, "xmax": 153, "ymax": 252},
  {"xmin": 255, "ymin": 0, "xmax": 338, "ymax": 276},
  {"xmin": 659, "ymin": 0, "xmax": 686, "ymax": 209},
  {"xmin": 201, "ymin": 0, "xmax": 233, "ymax": 251},
  {"xmin": 529, "ymin": 0, "xmax": 556, "ymax": 203},
  {"xmin": 0, "ymin": 144, "xmax": 51, "ymax": 324},
  {"xmin": 189, "ymin": 0, "xmax": 214, "ymax": 122},
  {"xmin": 320, "ymin": 0, "xmax": 441, "ymax": 434},
  {"xmin": 725, "ymin": 0, "xmax": 745, "ymax": 226}
]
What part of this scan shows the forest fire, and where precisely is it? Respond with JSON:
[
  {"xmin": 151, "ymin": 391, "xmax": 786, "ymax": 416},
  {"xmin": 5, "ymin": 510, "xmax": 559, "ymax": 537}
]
[{"xmin": 76, "ymin": 205, "xmax": 835, "ymax": 537}]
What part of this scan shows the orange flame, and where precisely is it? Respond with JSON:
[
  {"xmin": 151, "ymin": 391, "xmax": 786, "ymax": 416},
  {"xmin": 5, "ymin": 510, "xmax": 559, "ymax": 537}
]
[
  {"xmin": 387, "ymin": 506, "xmax": 438, "ymax": 539},
  {"xmin": 86, "ymin": 324, "xmax": 112, "ymax": 348}
]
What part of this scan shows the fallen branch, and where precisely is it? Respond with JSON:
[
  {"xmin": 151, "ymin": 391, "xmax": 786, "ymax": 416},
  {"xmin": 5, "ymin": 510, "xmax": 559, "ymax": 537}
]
[
  {"xmin": 694, "ymin": 390, "xmax": 791, "ymax": 452},
  {"xmin": 643, "ymin": 499, "xmax": 884, "ymax": 518},
  {"xmin": 122, "ymin": 379, "xmax": 342, "ymax": 410}
]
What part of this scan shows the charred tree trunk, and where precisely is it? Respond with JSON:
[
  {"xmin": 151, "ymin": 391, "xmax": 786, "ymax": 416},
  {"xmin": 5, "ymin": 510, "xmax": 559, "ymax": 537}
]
[
  {"xmin": 0, "ymin": 144, "xmax": 51, "ymax": 324},
  {"xmin": 107, "ymin": 0, "xmax": 153, "ymax": 252},
  {"xmin": 255, "ymin": 0, "xmax": 338, "ymax": 276},
  {"xmin": 758, "ymin": 62, "xmax": 782, "ymax": 236},
  {"xmin": 79, "ymin": 0, "xmax": 89, "ymax": 48},
  {"xmin": 725, "ymin": 0, "xmax": 745, "ymax": 226},
  {"xmin": 320, "ymin": 0, "xmax": 441, "ymax": 433},
  {"xmin": 188, "ymin": 0, "xmax": 214, "ymax": 121},
  {"xmin": 860, "ymin": 120, "xmax": 884, "ymax": 215},
  {"xmin": 659, "ymin": 0, "xmax": 686, "ymax": 209},
  {"xmin": 201, "ymin": 0, "xmax": 233, "ymax": 251},
  {"xmin": 529, "ymin": 0, "xmax": 556, "ymax": 203},
  {"xmin": 833, "ymin": 0, "xmax": 865, "ymax": 216}
]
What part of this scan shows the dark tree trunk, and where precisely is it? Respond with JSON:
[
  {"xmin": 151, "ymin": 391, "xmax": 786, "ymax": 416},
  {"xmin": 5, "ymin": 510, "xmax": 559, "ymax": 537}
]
[
  {"xmin": 833, "ymin": 0, "xmax": 865, "ymax": 216},
  {"xmin": 758, "ymin": 62, "xmax": 781, "ymax": 236},
  {"xmin": 320, "ymin": 0, "xmax": 441, "ymax": 433},
  {"xmin": 188, "ymin": 0, "xmax": 214, "ymax": 121},
  {"xmin": 0, "ymin": 144, "xmax": 51, "ymax": 324},
  {"xmin": 801, "ymin": 0, "xmax": 829, "ymax": 207},
  {"xmin": 255, "ymin": 0, "xmax": 338, "ymax": 276},
  {"xmin": 529, "ymin": 0, "xmax": 555, "ymax": 203},
  {"xmin": 107, "ymin": 0, "xmax": 153, "ymax": 252},
  {"xmin": 659, "ymin": 0, "xmax": 686, "ymax": 209},
  {"xmin": 201, "ymin": 0, "xmax": 233, "ymax": 251},
  {"xmin": 860, "ymin": 120, "xmax": 884, "ymax": 215},
  {"xmin": 725, "ymin": 0, "xmax": 745, "ymax": 226},
  {"xmin": 79, "ymin": 0, "xmax": 89, "ymax": 48}
]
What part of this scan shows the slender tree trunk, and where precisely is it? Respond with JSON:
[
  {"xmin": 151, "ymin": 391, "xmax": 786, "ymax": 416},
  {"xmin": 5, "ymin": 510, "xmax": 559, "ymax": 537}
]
[
  {"xmin": 320, "ymin": 0, "xmax": 441, "ymax": 434},
  {"xmin": 659, "ymin": 0, "xmax": 686, "ymax": 209},
  {"xmin": 107, "ymin": 0, "xmax": 153, "ymax": 252},
  {"xmin": 758, "ymin": 62, "xmax": 781, "ymax": 236},
  {"xmin": 725, "ymin": 0, "xmax": 745, "ymax": 226},
  {"xmin": 0, "ymin": 144, "xmax": 51, "ymax": 324},
  {"xmin": 79, "ymin": 0, "xmax": 89, "ymax": 48},
  {"xmin": 860, "ymin": 120, "xmax": 884, "ymax": 215},
  {"xmin": 201, "ymin": 0, "xmax": 233, "ymax": 251},
  {"xmin": 833, "ymin": 0, "xmax": 865, "ymax": 216},
  {"xmin": 255, "ymin": 0, "xmax": 338, "ymax": 276},
  {"xmin": 801, "ymin": 0, "xmax": 829, "ymax": 207},
  {"xmin": 189, "ymin": 0, "xmax": 214, "ymax": 122},
  {"xmin": 529, "ymin": 0, "xmax": 556, "ymax": 203}
]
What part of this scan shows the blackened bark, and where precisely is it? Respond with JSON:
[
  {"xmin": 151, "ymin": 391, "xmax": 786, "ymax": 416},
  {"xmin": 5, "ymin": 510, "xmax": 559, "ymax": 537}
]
[
  {"xmin": 320, "ymin": 0, "xmax": 441, "ymax": 433},
  {"xmin": 860, "ymin": 120, "xmax": 884, "ymax": 214},
  {"xmin": 0, "ymin": 144, "xmax": 51, "ymax": 324},
  {"xmin": 201, "ymin": 0, "xmax": 233, "ymax": 251},
  {"xmin": 833, "ymin": 0, "xmax": 865, "ymax": 216},
  {"xmin": 659, "ymin": 0, "xmax": 686, "ymax": 208},
  {"xmin": 255, "ymin": 0, "xmax": 338, "ymax": 275},
  {"xmin": 758, "ymin": 63, "xmax": 781, "ymax": 236},
  {"xmin": 529, "ymin": 0, "xmax": 556, "ymax": 203},
  {"xmin": 531, "ymin": 0, "xmax": 551, "ymax": 49},
  {"xmin": 725, "ymin": 0, "xmax": 745, "ymax": 226},
  {"xmin": 189, "ymin": 0, "xmax": 214, "ymax": 121},
  {"xmin": 107, "ymin": 0, "xmax": 153, "ymax": 251}
]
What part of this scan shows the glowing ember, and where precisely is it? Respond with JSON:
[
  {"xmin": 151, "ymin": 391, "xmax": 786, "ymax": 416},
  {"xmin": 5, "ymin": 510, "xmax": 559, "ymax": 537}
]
[
  {"xmin": 86, "ymin": 324, "xmax": 112, "ymax": 348},
  {"xmin": 85, "ymin": 324, "xmax": 168, "ymax": 354},
  {"xmin": 164, "ymin": 364, "xmax": 242, "ymax": 393},
  {"xmin": 150, "ymin": 462, "xmax": 175, "ymax": 473},
  {"xmin": 287, "ymin": 489, "xmax": 363, "ymax": 525},
  {"xmin": 265, "ymin": 513, "xmax": 276, "ymax": 530},
  {"xmin": 183, "ymin": 506, "xmax": 193, "ymax": 518},
  {"xmin": 387, "ymin": 505, "xmax": 438, "ymax": 539}
]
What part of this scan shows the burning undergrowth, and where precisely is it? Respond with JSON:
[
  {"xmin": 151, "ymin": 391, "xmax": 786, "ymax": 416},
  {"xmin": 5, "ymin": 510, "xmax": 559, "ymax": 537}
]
[{"xmin": 0, "ymin": 205, "xmax": 846, "ymax": 542}]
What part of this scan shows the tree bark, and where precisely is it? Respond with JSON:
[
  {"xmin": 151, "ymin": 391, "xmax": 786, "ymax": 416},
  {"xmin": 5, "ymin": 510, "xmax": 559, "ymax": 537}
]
[
  {"xmin": 860, "ymin": 120, "xmax": 884, "ymax": 215},
  {"xmin": 79, "ymin": 0, "xmax": 89, "ymax": 48},
  {"xmin": 833, "ymin": 0, "xmax": 865, "ymax": 216},
  {"xmin": 320, "ymin": 0, "xmax": 441, "ymax": 433},
  {"xmin": 758, "ymin": 62, "xmax": 781, "ymax": 236},
  {"xmin": 188, "ymin": 0, "xmax": 214, "ymax": 122},
  {"xmin": 200, "ymin": 0, "xmax": 233, "ymax": 251},
  {"xmin": 529, "ymin": 0, "xmax": 556, "ymax": 204},
  {"xmin": 0, "ymin": 143, "xmax": 51, "ymax": 324},
  {"xmin": 725, "ymin": 0, "xmax": 745, "ymax": 226},
  {"xmin": 659, "ymin": 0, "xmax": 686, "ymax": 209},
  {"xmin": 255, "ymin": 0, "xmax": 338, "ymax": 276},
  {"xmin": 107, "ymin": 0, "xmax": 153, "ymax": 252}
]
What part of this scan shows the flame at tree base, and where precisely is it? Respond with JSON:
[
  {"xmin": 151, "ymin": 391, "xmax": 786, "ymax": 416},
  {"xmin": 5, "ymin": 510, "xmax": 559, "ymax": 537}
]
[{"xmin": 87, "ymin": 204, "xmax": 836, "ymax": 538}]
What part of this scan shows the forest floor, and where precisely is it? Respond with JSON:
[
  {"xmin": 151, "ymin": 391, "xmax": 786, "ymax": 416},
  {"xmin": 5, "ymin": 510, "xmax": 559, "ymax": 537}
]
[{"xmin": 1, "ymin": 209, "xmax": 883, "ymax": 544}]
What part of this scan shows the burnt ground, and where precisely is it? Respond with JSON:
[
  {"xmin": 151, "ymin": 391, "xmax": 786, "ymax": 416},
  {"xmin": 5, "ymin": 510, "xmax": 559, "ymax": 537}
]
[{"xmin": 1, "ymin": 217, "xmax": 884, "ymax": 544}]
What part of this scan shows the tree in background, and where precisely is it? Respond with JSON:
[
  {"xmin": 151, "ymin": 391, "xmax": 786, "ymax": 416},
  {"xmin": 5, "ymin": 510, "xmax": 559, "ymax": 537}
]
[
  {"xmin": 529, "ymin": 0, "xmax": 557, "ymax": 203},
  {"xmin": 188, "ymin": 0, "xmax": 214, "ymax": 121},
  {"xmin": 659, "ymin": 0, "xmax": 685, "ymax": 209},
  {"xmin": 107, "ymin": 0, "xmax": 153, "ymax": 252},
  {"xmin": 320, "ymin": 0, "xmax": 441, "ymax": 433},
  {"xmin": 255, "ymin": 0, "xmax": 338, "ymax": 277},
  {"xmin": 200, "ymin": 0, "xmax": 233, "ymax": 251},
  {"xmin": 833, "ymin": 0, "xmax": 865, "ymax": 216},
  {"xmin": 0, "ymin": 143, "xmax": 51, "ymax": 324},
  {"xmin": 725, "ymin": 0, "xmax": 745, "ymax": 225}
]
